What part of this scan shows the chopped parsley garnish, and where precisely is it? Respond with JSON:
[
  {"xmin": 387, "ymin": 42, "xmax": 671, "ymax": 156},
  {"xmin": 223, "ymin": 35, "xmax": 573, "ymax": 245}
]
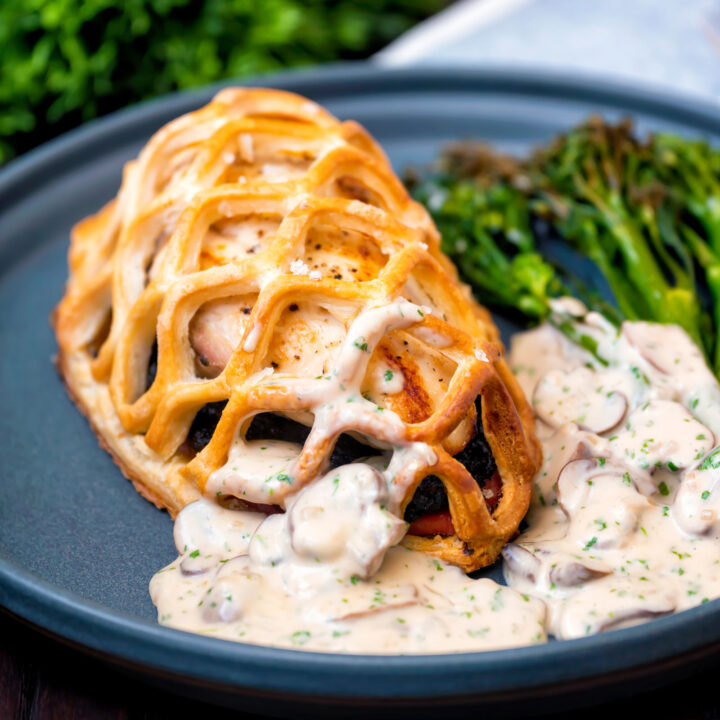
[
  {"xmin": 353, "ymin": 336, "xmax": 370, "ymax": 352},
  {"xmin": 630, "ymin": 366, "xmax": 651, "ymax": 385},
  {"xmin": 291, "ymin": 631, "xmax": 311, "ymax": 645},
  {"xmin": 266, "ymin": 471, "xmax": 292, "ymax": 484},
  {"xmin": 699, "ymin": 447, "xmax": 720, "ymax": 471}
]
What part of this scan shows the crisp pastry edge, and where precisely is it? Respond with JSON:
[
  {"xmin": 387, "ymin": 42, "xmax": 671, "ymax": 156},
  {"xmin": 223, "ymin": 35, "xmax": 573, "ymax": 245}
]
[{"xmin": 53, "ymin": 336, "xmax": 200, "ymax": 518}]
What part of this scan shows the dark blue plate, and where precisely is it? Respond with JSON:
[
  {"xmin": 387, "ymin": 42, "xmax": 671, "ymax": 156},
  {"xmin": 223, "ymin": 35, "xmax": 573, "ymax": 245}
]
[{"xmin": 2, "ymin": 64, "xmax": 720, "ymax": 717}]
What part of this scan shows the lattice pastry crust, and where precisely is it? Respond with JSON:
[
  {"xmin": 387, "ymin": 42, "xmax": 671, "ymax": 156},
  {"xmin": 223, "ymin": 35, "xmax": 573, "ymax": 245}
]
[{"xmin": 54, "ymin": 87, "xmax": 541, "ymax": 572}]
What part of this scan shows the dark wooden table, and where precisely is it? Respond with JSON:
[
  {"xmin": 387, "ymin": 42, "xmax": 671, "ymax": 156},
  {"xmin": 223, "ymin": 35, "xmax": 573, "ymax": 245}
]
[{"xmin": 2, "ymin": 609, "xmax": 719, "ymax": 720}]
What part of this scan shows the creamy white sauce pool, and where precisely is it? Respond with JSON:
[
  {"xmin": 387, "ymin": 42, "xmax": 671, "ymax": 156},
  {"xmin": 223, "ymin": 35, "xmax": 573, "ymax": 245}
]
[
  {"xmin": 151, "ymin": 299, "xmax": 720, "ymax": 653},
  {"xmin": 151, "ymin": 299, "xmax": 546, "ymax": 653},
  {"xmin": 506, "ymin": 305, "xmax": 720, "ymax": 639},
  {"xmin": 150, "ymin": 495, "xmax": 544, "ymax": 653}
]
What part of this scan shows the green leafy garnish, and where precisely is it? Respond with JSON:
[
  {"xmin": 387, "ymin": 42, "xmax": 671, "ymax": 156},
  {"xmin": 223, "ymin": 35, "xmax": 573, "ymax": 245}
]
[{"xmin": 410, "ymin": 118, "xmax": 720, "ymax": 370}]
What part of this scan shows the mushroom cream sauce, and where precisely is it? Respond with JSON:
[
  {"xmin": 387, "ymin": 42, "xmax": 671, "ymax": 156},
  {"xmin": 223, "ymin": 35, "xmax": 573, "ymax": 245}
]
[{"xmin": 151, "ymin": 298, "xmax": 720, "ymax": 652}]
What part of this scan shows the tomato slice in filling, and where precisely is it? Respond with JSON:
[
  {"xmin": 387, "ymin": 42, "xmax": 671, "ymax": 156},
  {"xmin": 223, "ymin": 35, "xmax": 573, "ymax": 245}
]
[
  {"xmin": 408, "ymin": 511, "xmax": 455, "ymax": 536},
  {"xmin": 407, "ymin": 470, "xmax": 502, "ymax": 537}
]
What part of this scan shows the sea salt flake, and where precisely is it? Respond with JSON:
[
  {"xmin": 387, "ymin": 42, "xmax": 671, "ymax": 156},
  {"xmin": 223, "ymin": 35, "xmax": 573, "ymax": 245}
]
[{"xmin": 290, "ymin": 259, "xmax": 310, "ymax": 276}]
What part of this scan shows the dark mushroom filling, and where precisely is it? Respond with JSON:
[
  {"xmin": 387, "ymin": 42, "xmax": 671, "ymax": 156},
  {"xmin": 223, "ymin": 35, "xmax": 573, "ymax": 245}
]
[
  {"xmin": 148, "ymin": 338, "xmax": 500, "ymax": 535},
  {"xmin": 187, "ymin": 400, "xmax": 227, "ymax": 453},
  {"xmin": 146, "ymin": 340, "xmax": 158, "ymax": 388},
  {"xmin": 188, "ymin": 402, "xmax": 499, "ymax": 535},
  {"xmin": 403, "ymin": 397, "xmax": 499, "ymax": 537}
]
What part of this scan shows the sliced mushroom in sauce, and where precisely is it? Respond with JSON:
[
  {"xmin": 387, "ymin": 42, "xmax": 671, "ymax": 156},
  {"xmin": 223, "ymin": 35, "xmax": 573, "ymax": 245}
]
[{"xmin": 533, "ymin": 367, "xmax": 628, "ymax": 434}]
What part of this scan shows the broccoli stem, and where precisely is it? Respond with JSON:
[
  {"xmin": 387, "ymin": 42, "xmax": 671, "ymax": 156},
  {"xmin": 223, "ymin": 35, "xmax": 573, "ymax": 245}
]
[
  {"xmin": 410, "ymin": 119, "xmax": 720, "ymax": 374},
  {"xmin": 681, "ymin": 225, "xmax": 720, "ymax": 372}
]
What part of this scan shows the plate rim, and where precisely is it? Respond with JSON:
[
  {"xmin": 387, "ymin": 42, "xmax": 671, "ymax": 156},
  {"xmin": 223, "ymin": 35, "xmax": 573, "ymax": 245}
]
[{"xmin": 3, "ymin": 61, "xmax": 720, "ymax": 700}]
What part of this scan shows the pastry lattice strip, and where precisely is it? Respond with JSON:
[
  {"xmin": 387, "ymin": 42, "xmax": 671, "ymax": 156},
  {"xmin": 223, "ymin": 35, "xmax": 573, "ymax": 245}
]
[{"xmin": 55, "ymin": 87, "xmax": 540, "ymax": 572}]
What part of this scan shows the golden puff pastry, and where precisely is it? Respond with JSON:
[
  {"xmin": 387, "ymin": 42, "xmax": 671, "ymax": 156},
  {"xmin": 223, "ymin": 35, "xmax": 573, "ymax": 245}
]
[{"xmin": 54, "ymin": 87, "xmax": 540, "ymax": 571}]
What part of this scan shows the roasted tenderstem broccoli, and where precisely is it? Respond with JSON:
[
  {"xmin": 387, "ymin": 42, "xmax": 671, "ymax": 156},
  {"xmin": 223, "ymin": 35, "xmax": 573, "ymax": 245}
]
[{"xmin": 409, "ymin": 118, "xmax": 720, "ymax": 373}]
